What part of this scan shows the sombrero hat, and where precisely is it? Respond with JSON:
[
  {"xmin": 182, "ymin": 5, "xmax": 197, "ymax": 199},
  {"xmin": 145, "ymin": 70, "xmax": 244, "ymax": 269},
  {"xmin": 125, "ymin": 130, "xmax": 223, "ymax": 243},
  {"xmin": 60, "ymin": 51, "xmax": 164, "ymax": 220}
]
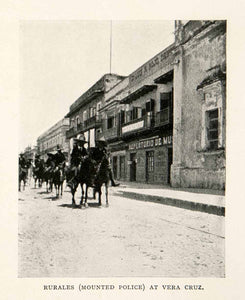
[
  {"xmin": 95, "ymin": 136, "xmax": 107, "ymax": 146},
  {"xmin": 56, "ymin": 145, "xmax": 63, "ymax": 151},
  {"xmin": 74, "ymin": 136, "xmax": 88, "ymax": 145}
]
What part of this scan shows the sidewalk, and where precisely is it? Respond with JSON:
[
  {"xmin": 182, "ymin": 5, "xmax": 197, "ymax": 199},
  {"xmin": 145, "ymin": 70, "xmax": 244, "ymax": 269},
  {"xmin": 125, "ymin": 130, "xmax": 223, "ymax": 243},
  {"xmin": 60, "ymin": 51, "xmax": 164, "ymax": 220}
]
[{"xmin": 113, "ymin": 181, "xmax": 225, "ymax": 216}]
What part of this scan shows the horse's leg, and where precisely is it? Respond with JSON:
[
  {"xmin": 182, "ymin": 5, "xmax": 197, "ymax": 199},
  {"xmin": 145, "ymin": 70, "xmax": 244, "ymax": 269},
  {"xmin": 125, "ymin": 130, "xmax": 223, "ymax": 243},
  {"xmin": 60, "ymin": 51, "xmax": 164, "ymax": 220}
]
[
  {"xmin": 19, "ymin": 179, "xmax": 21, "ymax": 192},
  {"xmin": 60, "ymin": 182, "xmax": 63, "ymax": 197},
  {"xmin": 105, "ymin": 182, "xmax": 109, "ymax": 206},
  {"xmin": 98, "ymin": 186, "xmax": 102, "ymax": 206},
  {"xmin": 71, "ymin": 182, "xmax": 78, "ymax": 207},
  {"xmin": 84, "ymin": 184, "xmax": 89, "ymax": 207},
  {"xmin": 72, "ymin": 189, "xmax": 76, "ymax": 206},
  {"xmin": 80, "ymin": 183, "xmax": 84, "ymax": 206}
]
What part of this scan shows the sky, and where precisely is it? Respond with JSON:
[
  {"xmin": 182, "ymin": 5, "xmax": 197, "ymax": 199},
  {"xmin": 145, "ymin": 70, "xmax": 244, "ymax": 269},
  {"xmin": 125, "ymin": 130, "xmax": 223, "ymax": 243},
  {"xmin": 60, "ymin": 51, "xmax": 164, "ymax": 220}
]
[{"xmin": 19, "ymin": 20, "xmax": 174, "ymax": 152}]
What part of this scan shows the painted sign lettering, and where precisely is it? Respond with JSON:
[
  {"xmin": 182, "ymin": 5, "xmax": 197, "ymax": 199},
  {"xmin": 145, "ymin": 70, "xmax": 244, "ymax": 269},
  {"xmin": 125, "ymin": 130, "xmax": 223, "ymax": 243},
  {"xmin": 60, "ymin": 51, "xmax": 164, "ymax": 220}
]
[{"xmin": 129, "ymin": 136, "xmax": 172, "ymax": 150}]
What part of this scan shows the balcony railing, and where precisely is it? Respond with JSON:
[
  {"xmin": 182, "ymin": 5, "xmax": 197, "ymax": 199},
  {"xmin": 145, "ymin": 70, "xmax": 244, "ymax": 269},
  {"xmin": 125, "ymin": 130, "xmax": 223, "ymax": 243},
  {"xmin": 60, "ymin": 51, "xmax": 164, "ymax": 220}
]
[
  {"xmin": 96, "ymin": 108, "xmax": 172, "ymax": 141},
  {"xmin": 66, "ymin": 127, "xmax": 75, "ymax": 139},
  {"xmin": 121, "ymin": 114, "xmax": 154, "ymax": 136},
  {"xmin": 105, "ymin": 126, "xmax": 120, "ymax": 140},
  {"xmin": 84, "ymin": 116, "xmax": 102, "ymax": 130},
  {"xmin": 155, "ymin": 107, "xmax": 171, "ymax": 127}
]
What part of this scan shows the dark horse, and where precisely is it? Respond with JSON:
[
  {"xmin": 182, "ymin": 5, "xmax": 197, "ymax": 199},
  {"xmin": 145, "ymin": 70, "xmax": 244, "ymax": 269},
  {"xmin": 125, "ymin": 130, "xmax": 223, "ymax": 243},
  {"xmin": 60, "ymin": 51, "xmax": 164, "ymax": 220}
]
[
  {"xmin": 42, "ymin": 166, "xmax": 54, "ymax": 193},
  {"xmin": 33, "ymin": 161, "xmax": 45, "ymax": 188},
  {"xmin": 67, "ymin": 152, "xmax": 110, "ymax": 207},
  {"xmin": 53, "ymin": 165, "xmax": 65, "ymax": 198},
  {"xmin": 82, "ymin": 154, "xmax": 110, "ymax": 207},
  {"xmin": 19, "ymin": 165, "xmax": 28, "ymax": 191}
]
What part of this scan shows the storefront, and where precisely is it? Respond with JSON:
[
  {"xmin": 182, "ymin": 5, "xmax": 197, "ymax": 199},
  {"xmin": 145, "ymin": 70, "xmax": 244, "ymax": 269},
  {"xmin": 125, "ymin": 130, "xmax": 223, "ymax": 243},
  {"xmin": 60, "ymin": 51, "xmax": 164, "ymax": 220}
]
[{"xmin": 125, "ymin": 134, "xmax": 172, "ymax": 184}]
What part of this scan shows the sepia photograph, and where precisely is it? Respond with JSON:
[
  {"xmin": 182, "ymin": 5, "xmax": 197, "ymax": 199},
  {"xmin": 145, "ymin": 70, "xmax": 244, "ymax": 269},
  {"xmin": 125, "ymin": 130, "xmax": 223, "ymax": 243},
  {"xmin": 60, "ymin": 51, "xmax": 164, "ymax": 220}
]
[{"xmin": 18, "ymin": 19, "xmax": 226, "ymax": 278}]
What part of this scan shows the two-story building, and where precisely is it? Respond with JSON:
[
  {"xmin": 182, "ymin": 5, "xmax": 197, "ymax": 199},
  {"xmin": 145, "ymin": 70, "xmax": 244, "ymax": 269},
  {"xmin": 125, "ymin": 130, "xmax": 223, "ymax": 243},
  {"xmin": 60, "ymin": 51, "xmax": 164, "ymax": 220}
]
[
  {"xmin": 100, "ymin": 43, "xmax": 176, "ymax": 184},
  {"xmin": 65, "ymin": 73, "xmax": 125, "ymax": 160},
  {"xmin": 98, "ymin": 20, "xmax": 226, "ymax": 190}
]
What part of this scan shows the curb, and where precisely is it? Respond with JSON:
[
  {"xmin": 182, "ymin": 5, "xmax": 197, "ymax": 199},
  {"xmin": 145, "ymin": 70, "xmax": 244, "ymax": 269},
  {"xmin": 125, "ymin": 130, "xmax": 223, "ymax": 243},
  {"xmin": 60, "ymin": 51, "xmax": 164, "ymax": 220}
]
[{"xmin": 115, "ymin": 191, "xmax": 225, "ymax": 216}]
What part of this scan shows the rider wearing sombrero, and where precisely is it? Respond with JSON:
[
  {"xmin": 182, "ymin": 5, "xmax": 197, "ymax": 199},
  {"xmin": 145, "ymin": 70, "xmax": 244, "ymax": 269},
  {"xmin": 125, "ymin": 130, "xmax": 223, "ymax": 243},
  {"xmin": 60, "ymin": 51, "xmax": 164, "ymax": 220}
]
[
  {"xmin": 19, "ymin": 153, "xmax": 28, "ymax": 169},
  {"xmin": 54, "ymin": 145, "xmax": 66, "ymax": 170},
  {"xmin": 45, "ymin": 152, "xmax": 55, "ymax": 171},
  {"xmin": 93, "ymin": 137, "xmax": 120, "ymax": 187},
  {"xmin": 67, "ymin": 136, "xmax": 88, "ymax": 188}
]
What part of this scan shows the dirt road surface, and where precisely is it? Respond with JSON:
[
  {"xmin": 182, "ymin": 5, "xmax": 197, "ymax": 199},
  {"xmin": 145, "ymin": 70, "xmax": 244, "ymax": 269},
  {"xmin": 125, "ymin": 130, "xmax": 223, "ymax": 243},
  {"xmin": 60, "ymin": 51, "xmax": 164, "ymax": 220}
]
[{"xmin": 18, "ymin": 181, "xmax": 225, "ymax": 277}]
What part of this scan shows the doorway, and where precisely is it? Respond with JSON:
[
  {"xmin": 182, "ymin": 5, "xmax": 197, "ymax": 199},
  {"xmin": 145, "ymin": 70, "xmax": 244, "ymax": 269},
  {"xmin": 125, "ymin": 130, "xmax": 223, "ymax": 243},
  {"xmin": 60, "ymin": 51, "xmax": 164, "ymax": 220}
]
[
  {"xmin": 130, "ymin": 153, "xmax": 136, "ymax": 181},
  {"xmin": 146, "ymin": 151, "xmax": 154, "ymax": 183},
  {"xmin": 113, "ymin": 156, "xmax": 118, "ymax": 180},
  {"xmin": 167, "ymin": 147, "xmax": 173, "ymax": 184}
]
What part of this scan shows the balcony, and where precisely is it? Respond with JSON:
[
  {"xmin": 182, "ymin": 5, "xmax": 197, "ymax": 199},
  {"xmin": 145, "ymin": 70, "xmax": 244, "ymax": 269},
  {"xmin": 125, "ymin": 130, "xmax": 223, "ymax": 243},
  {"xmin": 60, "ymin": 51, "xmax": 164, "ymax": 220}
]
[
  {"xmin": 105, "ymin": 126, "xmax": 121, "ymax": 141},
  {"xmin": 65, "ymin": 123, "xmax": 85, "ymax": 139},
  {"xmin": 84, "ymin": 116, "xmax": 102, "ymax": 130},
  {"xmin": 155, "ymin": 107, "xmax": 172, "ymax": 127},
  {"xmin": 121, "ymin": 114, "xmax": 154, "ymax": 136},
  {"xmin": 66, "ymin": 127, "xmax": 75, "ymax": 139}
]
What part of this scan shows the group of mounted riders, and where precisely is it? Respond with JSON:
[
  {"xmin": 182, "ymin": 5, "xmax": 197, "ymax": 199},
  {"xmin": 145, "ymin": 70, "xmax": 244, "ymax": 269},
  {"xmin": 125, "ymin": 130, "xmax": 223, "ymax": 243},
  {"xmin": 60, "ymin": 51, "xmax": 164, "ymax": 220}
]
[{"xmin": 19, "ymin": 136, "xmax": 119, "ymax": 206}]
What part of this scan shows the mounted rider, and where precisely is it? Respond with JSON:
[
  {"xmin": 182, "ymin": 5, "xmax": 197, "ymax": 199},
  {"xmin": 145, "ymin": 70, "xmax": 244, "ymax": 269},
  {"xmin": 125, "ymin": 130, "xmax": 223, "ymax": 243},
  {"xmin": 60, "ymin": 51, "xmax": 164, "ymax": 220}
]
[
  {"xmin": 92, "ymin": 137, "xmax": 119, "ymax": 187},
  {"xmin": 34, "ymin": 154, "xmax": 41, "ymax": 168},
  {"xmin": 54, "ymin": 145, "xmax": 66, "ymax": 170},
  {"xmin": 19, "ymin": 153, "xmax": 28, "ymax": 170},
  {"xmin": 67, "ymin": 136, "xmax": 88, "ymax": 188},
  {"xmin": 45, "ymin": 152, "xmax": 56, "ymax": 171}
]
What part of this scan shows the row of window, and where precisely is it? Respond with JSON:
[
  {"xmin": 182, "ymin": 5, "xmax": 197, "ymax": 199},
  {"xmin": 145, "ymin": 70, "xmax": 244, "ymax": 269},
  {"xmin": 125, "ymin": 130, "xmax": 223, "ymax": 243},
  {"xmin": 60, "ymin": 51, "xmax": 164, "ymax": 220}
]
[
  {"xmin": 71, "ymin": 102, "xmax": 101, "ymax": 128},
  {"xmin": 39, "ymin": 135, "xmax": 65, "ymax": 151},
  {"xmin": 105, "ymin": 92, "xmax": 173, "ymax": 130}
]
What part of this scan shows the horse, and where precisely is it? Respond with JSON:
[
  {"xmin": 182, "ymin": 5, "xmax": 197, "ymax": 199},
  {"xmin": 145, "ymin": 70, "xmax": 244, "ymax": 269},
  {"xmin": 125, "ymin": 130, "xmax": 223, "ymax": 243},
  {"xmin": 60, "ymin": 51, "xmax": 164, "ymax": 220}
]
[
  {"xmin": 82, "ymin": 153, "xmax": 110, "ymax": 207},
  {"xmin": 53, "ymin": 165, "xmax": 65, "ymax": 198},
  {"xmin": 42, "ymin": 166, "xmax": 54, "ymax": 193},
  {"xmin": 70, "ymin": 152, "xmax": 110, "ymax": 207},
  {"xmin": 33, "ymin": 160, "xmax": 45, "ymax": 188},
  {"xmin": 19, "ymin": 165, "xmax": 28, "ymax": 192}
]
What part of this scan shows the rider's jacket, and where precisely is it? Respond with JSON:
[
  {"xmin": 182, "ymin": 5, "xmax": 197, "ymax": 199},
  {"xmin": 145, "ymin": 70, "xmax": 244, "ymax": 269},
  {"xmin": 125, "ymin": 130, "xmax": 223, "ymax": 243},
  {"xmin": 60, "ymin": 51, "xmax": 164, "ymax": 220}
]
[
  {"xmin": 71, "ymin": 145, "xmax": 88, "ymax": 167},
  {"xmin": 45, "ymin": 157, "xmax": 55, "ymax": 168},
  {"xmin": 34, "ymin": 158, "xmax": 41, "ymax": 168},
  {"xmin": 19, "ymin": 157, "xmax": 27, "ymax": 168},
  {"xmin": 54, "ymin": 151, "xmax": 66, "ymax": 167},
  {"xmin": 92, "ymin": 147, "xmax": 107, "ymax": 161}
]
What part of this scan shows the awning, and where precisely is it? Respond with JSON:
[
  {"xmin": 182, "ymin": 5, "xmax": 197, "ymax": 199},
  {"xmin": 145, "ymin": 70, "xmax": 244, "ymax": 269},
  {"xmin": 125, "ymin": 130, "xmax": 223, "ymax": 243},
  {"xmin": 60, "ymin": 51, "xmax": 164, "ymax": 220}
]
[
  {"xmin": 120, "ymin": 85, "xmax": 157, "ymax": 104},
  {"xmin": 154, "ymin": 69, "xmax": 173, "ymax": 84}
]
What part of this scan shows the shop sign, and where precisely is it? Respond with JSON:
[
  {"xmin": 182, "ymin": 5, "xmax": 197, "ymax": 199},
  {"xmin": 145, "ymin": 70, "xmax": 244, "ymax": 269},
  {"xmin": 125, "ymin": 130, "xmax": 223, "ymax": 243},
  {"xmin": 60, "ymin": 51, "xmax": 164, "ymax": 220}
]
[
  {"xmin": 129, "ymin": 47, "xmax": 175, "ymax": 86},
  {"xmin": 122, "ymin": 120, "xmax": 144, "ymax": 134},
  {"xmin": 129, "ymin": 136, "xmax": 172, "ymax": 150}
]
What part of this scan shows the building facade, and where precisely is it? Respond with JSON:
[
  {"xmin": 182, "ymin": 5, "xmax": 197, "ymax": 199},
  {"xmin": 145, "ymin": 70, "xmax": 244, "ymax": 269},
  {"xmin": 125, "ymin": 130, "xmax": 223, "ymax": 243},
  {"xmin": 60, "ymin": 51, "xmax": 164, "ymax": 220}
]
[
  {"xmin": 65, "ymin": 73, "xmax": 125, "ymax": 160},
  {"xmin": 23, "ymin": 145, "xmax": 38, "ymax": 161},
  {"xmin": 37, "ymin": 118, "xmax": 70, "ymax": 160},
  {"xmin": 101, "ymin": 43, "xmax": 176, "ymax": 184},
  {"xmin": 64, "ymin": 20, "xmax": 226, "ymax": 190},
  {"xmin": 100, "ymin": 20, "xmax": 226, "ymax": 189},
  {"xmin": 171, "ymin": 20, "xmax": 226, "ymax": 189}
]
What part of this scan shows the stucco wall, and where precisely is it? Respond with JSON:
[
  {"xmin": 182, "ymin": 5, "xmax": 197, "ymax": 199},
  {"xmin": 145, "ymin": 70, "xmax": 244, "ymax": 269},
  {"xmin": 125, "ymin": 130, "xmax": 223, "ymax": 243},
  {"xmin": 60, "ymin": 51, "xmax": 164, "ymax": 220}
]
[{"xmin": 172, "ymin": 21, "xmax": 226, "ymax": 189}]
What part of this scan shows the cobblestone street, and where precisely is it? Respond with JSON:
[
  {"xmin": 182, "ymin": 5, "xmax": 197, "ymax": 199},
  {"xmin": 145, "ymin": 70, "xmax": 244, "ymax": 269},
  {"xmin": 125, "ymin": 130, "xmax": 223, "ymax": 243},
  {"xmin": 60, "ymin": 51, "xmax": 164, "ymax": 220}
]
[{"xmin": 18, "ymin": 181, "xmax": 225, "ymax": 278}]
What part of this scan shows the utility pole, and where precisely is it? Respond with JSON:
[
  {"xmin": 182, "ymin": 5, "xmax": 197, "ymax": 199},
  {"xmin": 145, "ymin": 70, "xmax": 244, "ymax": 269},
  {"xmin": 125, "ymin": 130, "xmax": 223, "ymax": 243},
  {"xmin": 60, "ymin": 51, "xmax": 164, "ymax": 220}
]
[{"xmin": 110, "ymin": 20, "xmax": 112, "ymax": 74}]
